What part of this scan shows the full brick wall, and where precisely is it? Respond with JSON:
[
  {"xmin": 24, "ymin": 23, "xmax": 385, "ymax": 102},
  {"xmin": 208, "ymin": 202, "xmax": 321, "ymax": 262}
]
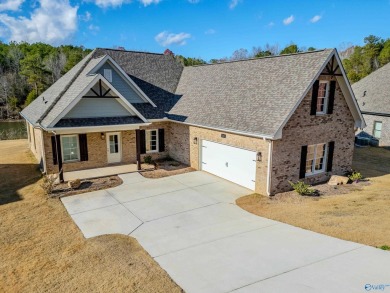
[
  {"xmin": 270, "ymin": 76, "xmax": 356, "ymax": 194},
  {"xmin": 169, "ymin": 123, "xmax": 270, "ymax": 195},
  {"xmin": 44, "ymin": 130, "xmax": 138, "ymax": 174}
]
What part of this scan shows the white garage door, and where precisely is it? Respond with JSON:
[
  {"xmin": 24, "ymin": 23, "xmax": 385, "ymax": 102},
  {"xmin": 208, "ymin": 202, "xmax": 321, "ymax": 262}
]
[{"xmin": 200, "ymin": 140, "xmax": 256, "ymax": 190}]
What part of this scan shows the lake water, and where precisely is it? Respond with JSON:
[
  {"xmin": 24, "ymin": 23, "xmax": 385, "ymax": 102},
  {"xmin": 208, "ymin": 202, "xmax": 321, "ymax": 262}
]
[{"xmin": 0, "ymin": 121, "xmax": 27, "ymax": 140}]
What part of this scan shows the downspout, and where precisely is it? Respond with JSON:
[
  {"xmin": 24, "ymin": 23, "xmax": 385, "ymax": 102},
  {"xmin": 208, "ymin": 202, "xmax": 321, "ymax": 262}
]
[{"xmin": 266, "ymin": 139, "xmax": 273, "ymax": 196}]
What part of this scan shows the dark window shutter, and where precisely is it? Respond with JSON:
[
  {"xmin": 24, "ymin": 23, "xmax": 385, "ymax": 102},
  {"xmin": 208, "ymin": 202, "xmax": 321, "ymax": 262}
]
[
  {"xmin": 327, "ymin": 141, "xmax": 335, "ymax": 172},
  {"xmin": 51, "ymin": 135, "xmax": 62, "ymax": 165},
  {"xmin": 51, "ymin": 136, "xmax": 58, "ymax": 165},
  {"xmin": 158, "ymin": 128, "xmax": 165, "ymax": 152},
  {"xmin": 299, "ymin": 145, "xmax": 308, "ymax": 179},
  {"xmin": 79, "ymin": 134, "xmax": 88, "ymax": 161},
  {"xmin": 140, "ymin": 130, "xmax": 146, "ymax": 154},
  {"xmin": 310, "ymin": 80, "xmax": 319, "ymax": 115},
  {"xmin": 327, "ymin": 80, "xmax": 336, "ymax": 114}
]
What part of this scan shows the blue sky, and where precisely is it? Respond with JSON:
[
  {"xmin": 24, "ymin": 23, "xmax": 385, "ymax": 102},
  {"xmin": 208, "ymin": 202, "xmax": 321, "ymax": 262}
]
[{"xmin": 0, "ymin": 0, "xmax": 389, "ymax": 60}]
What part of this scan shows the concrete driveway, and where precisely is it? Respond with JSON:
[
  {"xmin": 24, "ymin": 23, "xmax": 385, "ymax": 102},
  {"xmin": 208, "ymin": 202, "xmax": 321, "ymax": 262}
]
[{"xmin": 61, "ymin": 171, "xmax": 390, "ymax": 293}]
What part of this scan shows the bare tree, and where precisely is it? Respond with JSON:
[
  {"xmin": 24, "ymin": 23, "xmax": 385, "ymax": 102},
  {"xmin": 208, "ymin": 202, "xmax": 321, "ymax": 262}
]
[
  {"xmin": 230, "ymin": 48, "xmax": 249, "ymax": 61},
  {"xmin": 45, "ymin": 51, "xmax": 67, "ymax": 83}
]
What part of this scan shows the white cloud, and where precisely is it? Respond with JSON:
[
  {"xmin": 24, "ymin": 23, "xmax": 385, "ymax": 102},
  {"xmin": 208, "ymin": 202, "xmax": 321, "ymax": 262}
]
[
  {"xmin": 139, "ymin": 0, "xmax": 161, "ymax": 6},
  {"xmin": 0, "ymin": 0, "xmax": 78, "ymax": 45},
  {"xmin": 80, "ymin": 11, "xmax": 92, "ymax": 22},
  {"xmin": 88, "ymin": 24, "xmax": 99, "ymax": 31},
  {"xmin": 92, "ymin": 0, "xmax": 160, "ymax": 8},
  {"xmin": 310, "ymin": 15, "xmax": 321, "ymax": 23},
  {"xmin": 229, "ymin": 0, "xmax": 241, "ymax": 10},
  {"xmin": 155, "ymin": 31, "xmax": 191, "ymax": 47},
  {"xmin": 283, "ymin": 15, "xmax": 294, "ymax": 25},
  {"xmin": 205, "ymin": 28, "xmax": 216, "ymax": 35},
  {"xmin": 0, "ymin": 0, "xmax": 24, "ymax": 12},
  {"xmin": 267, "ymin": 21, "xmax": 274, "ymax": 27},
  {"xmin": 188, "ymin": 0, "xmax": 200, "ymax": 3},
  {"xmin": 93, "ymin": 0, "xmax": 131, "ymax": 8}
]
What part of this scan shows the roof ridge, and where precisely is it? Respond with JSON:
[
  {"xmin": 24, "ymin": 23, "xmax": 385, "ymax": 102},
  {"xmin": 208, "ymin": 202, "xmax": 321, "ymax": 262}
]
[
  {"xmin": 188, "ymin": 48, "xmax": 333, "ymax": 68},
  {"xmin": 36, "ymin": 50, "xmax": 96, "ymax": 124},
  {"xmin": 95, "ymin": 47, "xmax": 165, "ymax": 56}
]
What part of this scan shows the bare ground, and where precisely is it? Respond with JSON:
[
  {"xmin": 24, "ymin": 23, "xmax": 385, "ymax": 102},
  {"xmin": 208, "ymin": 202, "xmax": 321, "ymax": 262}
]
[
  {"xmin": 237, "ymin": 146, "xmax": 390, "ymax": 248},
  {"xmin": 52, "ymin": 176, "xmax": 123, "ymax": 198},
  {"xmin": 0, "ymin": 140, "xmax": 182, "ymax": 293},
  {"xmin": 141, "ymin": 159, "xmax": 195, "ymax": 179}
]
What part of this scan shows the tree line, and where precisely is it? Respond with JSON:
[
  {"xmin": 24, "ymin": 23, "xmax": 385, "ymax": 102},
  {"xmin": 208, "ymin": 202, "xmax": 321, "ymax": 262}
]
[
  {"xmin": 1, "ymin": 35, "xmax": 389, "ymax": 120},
  {"xmin": 0, "ymin": 42, "xmax": 91, "ymax": 120}
]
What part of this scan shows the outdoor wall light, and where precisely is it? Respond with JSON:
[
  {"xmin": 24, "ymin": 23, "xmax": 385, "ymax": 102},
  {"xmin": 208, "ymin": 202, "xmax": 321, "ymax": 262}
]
[
  {"xmin": 193, "ymin": 137, "xmax": 198, "ymax": 144},
  {"xmin": 101, "ymin": 133, "xmax": 105, "ymax": 140},
  {"xmin": 257, "ymin": 152, "xmax": 262, "ymax": 162}
]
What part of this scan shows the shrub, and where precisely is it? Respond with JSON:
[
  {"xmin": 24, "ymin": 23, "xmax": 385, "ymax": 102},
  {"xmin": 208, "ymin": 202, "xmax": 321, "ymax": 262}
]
[
  {"xmin": 379, "ymin": 245, "xmax": 390, "ymax": 251},
  {"xmin": 348, "ymin": 171, "xmax": 363, "ymax": 182},
  {"xmin": 289, "ymin": 181, "xmax": 317, "ymax": 196},
  {"xmin": 40, "ymin": 175, "xmax": 57, "ymax": 196},
  {"xmin": 144, "ymin": 155, "xmax": 153, "ymax": 164}
]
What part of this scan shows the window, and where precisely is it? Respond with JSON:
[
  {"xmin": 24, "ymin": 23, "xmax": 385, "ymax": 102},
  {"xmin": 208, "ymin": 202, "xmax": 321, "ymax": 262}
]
[
  {"xmin": 306, "ymin": 143, "xmax": 327, "ymax": 176},
  {"xmin": 104, "ymin": 69, "xmax": 112, "ymax": 82},
  {"xmin": 61, "ymin": 135, "xmax": 79, "ymax": 162},
  {"xmin": 109, "ymin": 134, "xmax": 119, "ymax": 153},
  {"xmin": 146, "ymin": 129, "xmax": 158, "ymax": 153},
  {"xmin": 373, "ymin": 121, "xmax": 382, "ymax": 139},
  {"xmin": 316, "ymin": 81, "xmax": 329, "ymax": 114}
]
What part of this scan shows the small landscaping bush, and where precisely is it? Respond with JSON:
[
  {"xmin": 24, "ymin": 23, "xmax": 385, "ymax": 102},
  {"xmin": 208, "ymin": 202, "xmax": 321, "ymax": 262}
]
[
  {"xmin": 41, "ymin": 175, "xmax": 57, "ymax": 196},
  {"xmin": 289, "ymin": 181, "xmax": 317, "ymax": 196},
  {"xmin": 379, "ymin": 245, "xmax": 390, "ymax": 251},
  {"xmin": 144, "ymin": 155, "xmax": 153, "ymax": 164},
  {"xmin": 348, "ymin": 171, "xmax": 363, "ymax": 182}
]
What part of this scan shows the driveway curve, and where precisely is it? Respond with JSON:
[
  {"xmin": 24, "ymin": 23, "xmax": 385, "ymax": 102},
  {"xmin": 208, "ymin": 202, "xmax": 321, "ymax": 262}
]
[{"xmin": 61, "ymin": 171, "xmax": 390, "ymax": 293}]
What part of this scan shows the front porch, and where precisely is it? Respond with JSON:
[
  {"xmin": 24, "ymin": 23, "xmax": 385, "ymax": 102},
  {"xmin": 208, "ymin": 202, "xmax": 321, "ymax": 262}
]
[{"xmin": 63, "ymin": 163, "xmax": 154, "ymax": 181}]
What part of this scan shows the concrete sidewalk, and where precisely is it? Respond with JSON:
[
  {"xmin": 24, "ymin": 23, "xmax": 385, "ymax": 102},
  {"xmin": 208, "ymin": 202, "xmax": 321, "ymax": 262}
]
[{"xmin": 61, "ymin": 171, "xmax": 390, "ymax": 293}]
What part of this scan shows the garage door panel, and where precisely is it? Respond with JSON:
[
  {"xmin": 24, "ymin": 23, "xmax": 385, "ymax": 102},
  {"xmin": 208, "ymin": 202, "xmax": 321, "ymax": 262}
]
[{"xmin": 201, "ymin": 140, "xmax": 256, "ymax": 190}]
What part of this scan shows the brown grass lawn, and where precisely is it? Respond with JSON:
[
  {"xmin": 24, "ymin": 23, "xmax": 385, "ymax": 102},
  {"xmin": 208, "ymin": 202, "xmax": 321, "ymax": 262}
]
[
  {"xmin": 237, "ymin": 146, "xmax": 390, "ymax": 248},
  {"xmin": 0, "ymin": 140, "xmax": 182, "ymax": 293}
]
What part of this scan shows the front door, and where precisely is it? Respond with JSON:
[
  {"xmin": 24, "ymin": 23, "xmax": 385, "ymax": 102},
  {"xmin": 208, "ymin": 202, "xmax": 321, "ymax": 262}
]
[{"xmin": 106, "ymin": 132, "xmax": 121, "ymax": 163}]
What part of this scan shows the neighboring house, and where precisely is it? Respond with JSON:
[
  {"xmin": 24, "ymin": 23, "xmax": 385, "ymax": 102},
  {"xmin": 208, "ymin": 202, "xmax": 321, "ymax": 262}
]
[
  {"xmin": 21, "ymin": 48, "xmax": 365, "ymax": 195},
  {"xmin": 352, "ymin": 62, "xmax": 390, "ymax": 146}
]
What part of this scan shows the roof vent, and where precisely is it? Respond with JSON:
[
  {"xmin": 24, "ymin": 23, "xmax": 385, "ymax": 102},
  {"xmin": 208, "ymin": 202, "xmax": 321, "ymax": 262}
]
[
  {"xmin": 363, "ymin": 90, "xmax": 366, "ymax": 97},
  {"xmin": 42, "ymin": 97, "xmax": 47, "ymax": 104}
]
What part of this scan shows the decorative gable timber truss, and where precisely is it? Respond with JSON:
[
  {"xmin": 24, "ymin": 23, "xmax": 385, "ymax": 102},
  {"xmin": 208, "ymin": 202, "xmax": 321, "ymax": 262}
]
[
  {"xmin": 88, "ymin": 55, "xmax": 157, "ymax": 107},
  {"xmin": 48, "ymin": 74, "xmax": 149, "ymax": 128}
]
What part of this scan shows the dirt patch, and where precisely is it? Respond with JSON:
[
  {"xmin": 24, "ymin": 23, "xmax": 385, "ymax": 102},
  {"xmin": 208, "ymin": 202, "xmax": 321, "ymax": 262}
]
[
  {"xmin": 0, "ymin": 140, "xmax": 182, "ymax": 293},
  {"xmin": 51, "ymin": 176, "xmax": 123, "ymax": 197},
  {"xmin": 141, "ymin": 159, "xmax": 195, "ymax": 179},
  {"xmin": 236, "ymin": 147, "xmax": 390, "ymax": 248}
]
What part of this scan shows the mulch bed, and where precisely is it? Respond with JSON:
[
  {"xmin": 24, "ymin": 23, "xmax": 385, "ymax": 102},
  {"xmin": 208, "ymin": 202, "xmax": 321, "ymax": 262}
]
[
  {"xmin": 141, "ymin": 159, "xmax": 195, "ymax": 179},
  {"xmin": 270, "ymin": 180, "xmax": 371, "ymax": 202},
  {"xmin": 51, "ymin": 176, "xmax": 123, "ymax": 198}
]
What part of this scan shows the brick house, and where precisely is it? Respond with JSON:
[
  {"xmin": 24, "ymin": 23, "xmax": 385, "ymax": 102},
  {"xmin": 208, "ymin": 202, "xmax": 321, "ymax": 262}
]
[
  {"xmin": 21, "ymin": 48, "xmax": 365, "ymax": 195},
  {"xmin": 352, "ymin": 62, "xmax": 390, "ymax": 146}
]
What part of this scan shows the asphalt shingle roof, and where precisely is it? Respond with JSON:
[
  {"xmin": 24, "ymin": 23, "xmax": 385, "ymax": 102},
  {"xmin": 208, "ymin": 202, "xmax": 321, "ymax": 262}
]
[
  {"xmin": 352, "ymin": 62, "xmax": 390, "ymax": 114},
  {"xmin": 171, "ymin": 49, "xmax": 333, "ymax": 137},
  {"xmin": 21, "ymin": 47, "xmax": 337, "ymax": 138}
]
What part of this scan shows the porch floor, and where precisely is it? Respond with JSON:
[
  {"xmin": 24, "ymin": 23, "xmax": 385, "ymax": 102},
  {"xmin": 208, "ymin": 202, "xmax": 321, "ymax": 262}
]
[{"xmin": 63, "ymin": 164, "xmax": 154, "ymax": 182}]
